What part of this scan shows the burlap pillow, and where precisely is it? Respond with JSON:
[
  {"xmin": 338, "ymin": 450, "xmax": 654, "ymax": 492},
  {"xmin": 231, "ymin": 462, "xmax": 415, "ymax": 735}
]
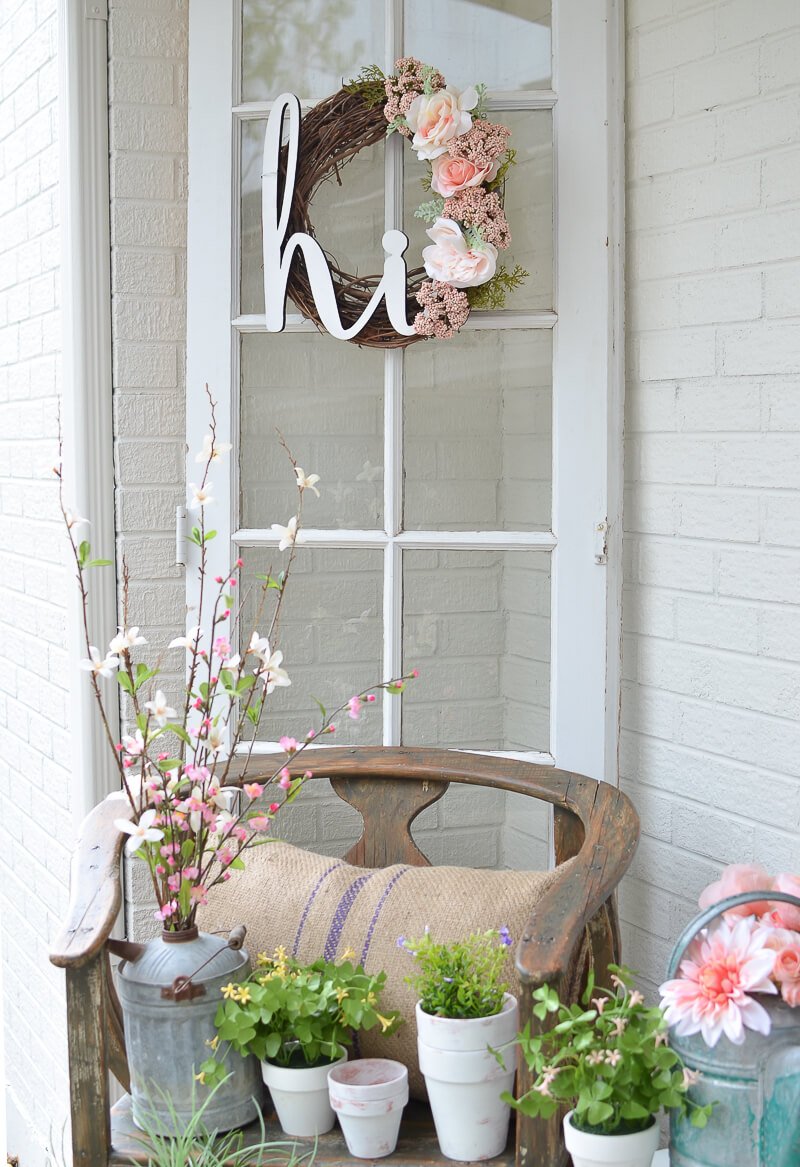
[{"xmin": 201, "ymin": 842, "xmax": 568, "ymax": 1098}]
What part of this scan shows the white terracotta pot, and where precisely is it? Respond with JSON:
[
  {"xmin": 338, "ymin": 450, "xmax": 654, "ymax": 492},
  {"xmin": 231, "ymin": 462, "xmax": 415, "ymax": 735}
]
[
  {"xmin": 261, "ymin": 1050, "xmax": 347, "ymax": 1136},
  {"xmin": 563, "ymin": 1111, "xmax": 660, "ymax": 1167},
  {"xmin": 328, "ymin": 1058, "xmax": 409, "ymax": 1159},
  {"xmin": 416, "ymin": 993, "xmax": 519, "ymax": 1162}
]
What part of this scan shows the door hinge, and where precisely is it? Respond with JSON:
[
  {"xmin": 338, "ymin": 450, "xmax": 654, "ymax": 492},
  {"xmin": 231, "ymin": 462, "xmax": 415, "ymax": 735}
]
[
  {"xmin": 176, "ymin": 505, "xmax": 188, "ymax": 567},
  {"xmin": 84, "ymin": 0, "xmax": 108, "ymax": 19},
  {"xmin": 594, "ymin": 519, "xmax": 608, "ymax": 565}
]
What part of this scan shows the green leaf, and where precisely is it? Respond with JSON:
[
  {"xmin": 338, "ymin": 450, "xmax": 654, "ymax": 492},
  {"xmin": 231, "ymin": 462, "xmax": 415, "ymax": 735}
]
[
  {"xmin": 166, "ymin": 722, "xmax": 192, "ymax": 746},
  {"xmin": 77, "ymin": 540, "xmax": 91, "ymax": 568},
  {"xmin": 312, "ymin": 696, "xmax": 327, "ymax": 721},
  {"xmin": 86, "ymin": 558, "xmax": 112, "ymax": 568},
  {"xmin": 204, "ymin": 529, "xmax": 217, "ymax": 542},
  {"xmin": 117, "ymin": 672, "xmax": 133, "ymax": 695},
  {"xmin": 156, "ymin": 758, "xmax": 183, "ymax": 772}
]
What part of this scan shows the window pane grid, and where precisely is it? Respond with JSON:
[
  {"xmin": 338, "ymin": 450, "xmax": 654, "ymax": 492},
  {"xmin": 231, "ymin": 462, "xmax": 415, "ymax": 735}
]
[{"xmin": 233, "ymin": 0, "xmax": 558, "ymax": 751}]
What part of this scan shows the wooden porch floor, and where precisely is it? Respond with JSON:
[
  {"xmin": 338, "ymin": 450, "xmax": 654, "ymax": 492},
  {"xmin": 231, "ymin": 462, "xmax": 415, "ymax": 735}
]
[{"xmin": 110, "ymin": 1096, "xmax": 516, "ymax": 1166}]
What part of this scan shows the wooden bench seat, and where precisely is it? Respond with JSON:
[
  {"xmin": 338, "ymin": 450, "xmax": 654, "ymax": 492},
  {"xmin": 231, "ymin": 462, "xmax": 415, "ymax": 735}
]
[
  {"xmin": 51, "ymin": 747, "xmax": 639, "ymax": 1167},
  {"xmin": 111, "ymin": 1095, "xmax": 513, "ymax": 1167}
]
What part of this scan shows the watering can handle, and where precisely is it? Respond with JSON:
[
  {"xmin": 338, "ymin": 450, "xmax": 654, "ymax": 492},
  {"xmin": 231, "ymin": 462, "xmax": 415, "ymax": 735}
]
[{"xmin": 667, "ymin": 890, "xmax": 800, "ymax": 979}]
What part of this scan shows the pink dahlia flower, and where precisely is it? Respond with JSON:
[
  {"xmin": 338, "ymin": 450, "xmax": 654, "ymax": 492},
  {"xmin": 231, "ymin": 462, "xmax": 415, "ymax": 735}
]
[
  {"xmin": 660, "ymin": 917, "xmax": 778, "ymax": 1047},
  {"xmin": 698, "ymin": 863, "xmax": 774, "ymax": 919}
]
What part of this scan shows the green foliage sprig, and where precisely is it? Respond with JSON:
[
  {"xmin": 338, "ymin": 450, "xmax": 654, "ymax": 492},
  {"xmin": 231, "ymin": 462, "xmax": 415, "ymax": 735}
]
[
  {"xmin": 466, "ymin": 263, "xmax": 528, "ymax": 310},
  {"xmin": 414, "ymin": 197, "xmax": 446, "ymax": 223},
  {"xmin": 343, "ymin": 64, "xmax": 387, "ymax": 108},
  {"xmin": 508, "ymin": 965, "xmax": 713, "ymax": 1136},
  {"xmin": 399, "ymin": 927, "xmax": 513, "ymax": 1019},
  {"xmin": 486, "ymin": 147, "xmax": 517, "ymax": 193},
  {"xmin": 201, "ymin": 948, "xmax": 402, "ymax": 1085}
]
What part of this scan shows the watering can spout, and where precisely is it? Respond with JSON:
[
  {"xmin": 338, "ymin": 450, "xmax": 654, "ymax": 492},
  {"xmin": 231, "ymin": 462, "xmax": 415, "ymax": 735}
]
[{"xmin": 107, "ymin": 937, "xmax": 147, "ymax": 962}]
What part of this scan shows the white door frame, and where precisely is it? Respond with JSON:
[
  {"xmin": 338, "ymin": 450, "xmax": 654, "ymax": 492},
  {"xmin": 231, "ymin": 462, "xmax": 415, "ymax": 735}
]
[{"xmin": 186, "ymin": 0, "xmax": 624, "ymax": 782}]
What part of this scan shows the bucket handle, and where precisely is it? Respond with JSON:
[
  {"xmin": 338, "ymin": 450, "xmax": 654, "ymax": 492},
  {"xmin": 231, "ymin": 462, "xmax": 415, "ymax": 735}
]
[{"xmin": 667, "ymin": 890, "xmax": 800, "ymax": 979}]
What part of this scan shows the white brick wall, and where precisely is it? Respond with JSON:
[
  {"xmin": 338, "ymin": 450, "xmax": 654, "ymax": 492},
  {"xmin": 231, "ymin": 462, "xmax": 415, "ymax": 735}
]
[
  {"xmin": 622, "ymin": 0, "xmax": 800, "ymax": 998},
  {"xmin": 0, "ymin": 0, "xmax": 73, "ymax": 1160}
]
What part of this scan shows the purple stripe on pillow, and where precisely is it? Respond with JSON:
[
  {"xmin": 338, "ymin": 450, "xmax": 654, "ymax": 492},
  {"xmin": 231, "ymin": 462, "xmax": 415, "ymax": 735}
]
[
  {"xmin": 323, "ymin": 873, "xmax": 376, "ymax": 962},
  {"xmin": 360, "ymin": 867, "xmax": 410, "ymax": 967},
  {"xmin": 292, "ymin": 862, "xmax": 343, "ymax": 957}
]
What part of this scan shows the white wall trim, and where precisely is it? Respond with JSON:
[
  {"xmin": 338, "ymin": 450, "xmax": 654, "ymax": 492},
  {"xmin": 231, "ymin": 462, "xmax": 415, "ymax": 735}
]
[
  {"xmin": 59, "ymin": 0, "xmax": 119, "ymax": 824},
  {"xmin": 605, "ymin": 0, "xmax": 626, "ymax": 785}
]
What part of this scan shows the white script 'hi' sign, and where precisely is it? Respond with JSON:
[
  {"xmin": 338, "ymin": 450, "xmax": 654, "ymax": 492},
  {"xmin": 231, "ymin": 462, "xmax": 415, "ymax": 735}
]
[{"xmin": 261, "ymin": 94, "xmax": 416, "ymax": 340}]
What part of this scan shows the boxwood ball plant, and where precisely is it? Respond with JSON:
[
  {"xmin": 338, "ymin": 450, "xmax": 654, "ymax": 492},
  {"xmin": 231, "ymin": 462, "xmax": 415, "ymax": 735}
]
[
  {"xmin": 508, "ymin": 964, "xmax": 713, "ymax": 1135},
  {"xmin": 399, "ymin": 927, "xmax": 513, "ymax": 1018}
]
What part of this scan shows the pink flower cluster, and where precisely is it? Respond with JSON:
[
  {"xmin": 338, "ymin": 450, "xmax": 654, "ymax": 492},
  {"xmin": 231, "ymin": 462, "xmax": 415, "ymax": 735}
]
[
  {"xmin": 383, "ymin": 58, "xmax": 445, "ymax": 137},
  {"xmin": 413, "ymin": 279, "xmax": 471, "ymax": 340},
  {"xmin": 442, "ymin": 188, "xmax": 511, "ymax": 250},
  {"xmin": 446, "ymin": 118, "xmax": 511, "ymax": 170},
  {"xmin": 660, "ymin": 864, "xmax": 800, "ymax": 1048}
]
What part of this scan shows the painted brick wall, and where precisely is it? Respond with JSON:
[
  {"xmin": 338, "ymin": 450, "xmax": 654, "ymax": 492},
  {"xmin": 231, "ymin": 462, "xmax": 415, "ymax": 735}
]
[
  {"xmin": 0, "ymin": 0, "xmax": 72, "ymax": 1160},
  {"xmin": 622, "ymin": 0, "xmax": 800, "ymax": 998}
]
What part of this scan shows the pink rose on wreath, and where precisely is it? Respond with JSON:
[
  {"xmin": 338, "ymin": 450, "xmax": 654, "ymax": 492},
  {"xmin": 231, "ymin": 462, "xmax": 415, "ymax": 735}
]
[
  {"xmin": 422, "ymin": 217, "xmax": 497, "ymax": 288},
  {"xmin": 430, "ymin": 154, "xmax": 499, "ymax": 197},
  {"xmin": 769, "ymin": 872, "xmax": 800, "ymax": 931},
  {"xmin": 406, "ymin": 85, "xmax": 478, "ymax": 160},
  {"xmin": 698, "ymin": 862, "xmax": 774, "ymax": 919}
]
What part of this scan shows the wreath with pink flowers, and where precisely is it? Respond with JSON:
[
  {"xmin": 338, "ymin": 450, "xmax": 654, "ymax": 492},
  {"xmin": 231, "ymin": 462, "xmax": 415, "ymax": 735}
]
[{"xmin": 280, "ymin": 58, "xmax": 527, "ymax": 347}]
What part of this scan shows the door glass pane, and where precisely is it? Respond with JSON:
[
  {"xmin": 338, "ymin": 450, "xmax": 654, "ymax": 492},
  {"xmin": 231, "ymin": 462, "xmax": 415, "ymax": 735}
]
[
  {"xmin": 241, "ymin": 0, "xmax": 384, "ymax": 102},
  {"xmin": 240, "ymin": 333, "xmax": 384, "ymax": 529},
  {"xmin": 403, "ymin": 111, "xmax": 553, "ymax": 313},
  {"xmin": 405, "ymin": 0, "xmax": 551, "ymax": 92},
  {"xmin": 402, "ymin": 549, "xmax": 551, "ymax": 751},
  {"xmin": 241, "ymin": 120, "xmax": 385, "ymax": 317},
  {"xmin": 239, "ymin": 546, "xmax": 383, "ymax": 746},
  {"xmin": 404, "ymin": 330, "xmax": 552, "ymax": 531}
]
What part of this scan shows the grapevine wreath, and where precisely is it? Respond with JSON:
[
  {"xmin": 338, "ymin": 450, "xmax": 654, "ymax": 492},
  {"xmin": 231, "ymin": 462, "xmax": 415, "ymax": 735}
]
[{"xmin": 279, "ymin": 58, "xmax": 527, "ymax": 348}]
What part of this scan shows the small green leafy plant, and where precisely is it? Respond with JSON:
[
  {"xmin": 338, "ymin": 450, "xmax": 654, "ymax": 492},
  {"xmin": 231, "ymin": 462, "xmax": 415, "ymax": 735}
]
[
  {"xmin": 200, "ymin": 947, "xmax": 402, "ymax": 1084},
  {"xmin": 508, "ymin": 964, "xmax": 713, "ymax": 1136},
  {"xmin": 399, "ymin": 927, "xmax": 513, "ymax": 1019}
]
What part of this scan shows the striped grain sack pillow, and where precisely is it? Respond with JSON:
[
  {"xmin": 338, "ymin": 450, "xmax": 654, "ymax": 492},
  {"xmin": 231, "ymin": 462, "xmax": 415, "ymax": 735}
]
[{"xmin": 201, "ymin": 842, "xmax": 568, "ymax": 1098}]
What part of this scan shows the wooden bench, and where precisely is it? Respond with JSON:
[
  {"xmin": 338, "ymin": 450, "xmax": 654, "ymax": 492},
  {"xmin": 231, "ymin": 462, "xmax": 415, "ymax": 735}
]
[{"xmin": 50, "ymin": 747, "xmax": 639, "ymax": 1167}]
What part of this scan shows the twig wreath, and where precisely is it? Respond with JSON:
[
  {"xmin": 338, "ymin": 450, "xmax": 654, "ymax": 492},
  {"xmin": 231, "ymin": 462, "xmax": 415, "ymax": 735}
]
[{"xmin": 279, "ymin": 58, "xmax": 527, "ymax": 348}]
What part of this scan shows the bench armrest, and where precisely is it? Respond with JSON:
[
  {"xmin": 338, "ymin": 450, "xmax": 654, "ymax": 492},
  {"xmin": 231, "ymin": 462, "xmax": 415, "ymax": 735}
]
[
  {"xmin": 50, "ymin": 794, "xmax": 131, "ymax": 969},
  {"xmin": 516, "ymin": 777, "xmax": 638, "ymax": 986}
]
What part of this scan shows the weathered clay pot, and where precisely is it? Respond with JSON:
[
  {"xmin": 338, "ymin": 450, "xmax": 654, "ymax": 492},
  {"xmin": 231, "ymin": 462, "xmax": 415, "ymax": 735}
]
[{"xmin": 328, "ymin": 1058, "xmax": 409, "ymax": 1159}]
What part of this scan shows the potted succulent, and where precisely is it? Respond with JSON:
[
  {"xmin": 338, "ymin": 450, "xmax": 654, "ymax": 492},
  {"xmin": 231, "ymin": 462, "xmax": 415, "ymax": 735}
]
[
  {"xmin": 59, "ymin": 395, "xmax": 413, "ymax": 1132},
  {"xmin": 201, "ymin": 947, "xmax": 402, "ymax": 1137},
  {"xmin": 509, "ymin": 964, "xmax": 712, "ymax": 1167},
  {"xmin": 398, "ymin": 927, "xmax": 518, "ymax": 1162}
]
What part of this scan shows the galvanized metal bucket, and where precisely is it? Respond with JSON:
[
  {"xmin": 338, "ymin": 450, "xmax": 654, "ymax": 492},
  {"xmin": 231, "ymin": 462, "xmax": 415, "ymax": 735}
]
[
  {"xmin": 668, "ymin": 891, "xmax": 800, "ymax": 1167},
  {"xmin": 115, "ymin": 926, "xmax": 262, "ymax": 1134}
]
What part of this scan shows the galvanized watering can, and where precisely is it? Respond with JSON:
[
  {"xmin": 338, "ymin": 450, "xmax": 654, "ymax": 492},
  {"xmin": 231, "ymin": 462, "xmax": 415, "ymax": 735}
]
[
  {"xmin": 114, "ymin": 925, "xmax": 262, "ymax": 1134},
  {"xmin": 668, "ymin": 891, "xmax": 800, "ymax": 1167}
]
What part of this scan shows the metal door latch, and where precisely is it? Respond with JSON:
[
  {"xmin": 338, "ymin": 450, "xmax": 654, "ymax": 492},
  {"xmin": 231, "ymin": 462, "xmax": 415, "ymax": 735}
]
[{"xmin": 594, "ymin": 520, "xmax": 608, "ymax": 565}]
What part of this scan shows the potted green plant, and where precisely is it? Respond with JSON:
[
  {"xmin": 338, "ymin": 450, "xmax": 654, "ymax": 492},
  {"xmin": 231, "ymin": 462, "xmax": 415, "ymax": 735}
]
[
  {"xmin": 509, "ymin": 964, "xmax": 712, "ymax": 1167},
  {"xmin": 201, "ymin": 948, "xmax": 402, "ymax": 1137},
  {"xmin": 398, "ymin": 927, "xmax": 518, "ymax": 1162}
]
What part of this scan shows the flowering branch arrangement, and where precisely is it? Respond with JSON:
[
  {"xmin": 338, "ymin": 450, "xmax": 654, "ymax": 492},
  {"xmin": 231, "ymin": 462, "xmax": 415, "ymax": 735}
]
[
  {"xmin": 199, "ymin": 946, "xmax": 401, "ymax": 1083},
  {"xmin": 58, "ymin": 390, "xmax": 414, "ymax": 932},
  {"xmin": 346, "ymin": 59, "xmax": 527, "ymax": 339},
  {"xmin": 510, "ymin": 965, "xmax": 712, "ymax": 1136},
  {"xmin": 398, "ymin": 927, "xmax": 513, "ymax": 1019},
  {"xmin": 659, "ymin": 864, "xmax": 800, "ymax": 1048}
]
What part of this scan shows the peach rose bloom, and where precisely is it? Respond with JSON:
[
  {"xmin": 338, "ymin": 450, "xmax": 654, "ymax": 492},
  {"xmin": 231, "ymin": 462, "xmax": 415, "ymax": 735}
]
[
  {"xmin": 772, "ymin": 942, "xmax": 800, "ymax": 1007},
  {"xmin": 405, "ymin": 85, "xmax": 478, "ymax": 160},
  {"xmin": 422, "ymin": 217, "xmax": 497, "ymax": 289},
  {"xmin": 698, "ymin": 863, "xmax": 774, "ymax": 919},
  {"xmin": 430, "ymin": 154, "xmax": 499, "ymax": 197},
  {"xmin": 770, "ymin": 873, "xmax": 800, "ymax": 931}
]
